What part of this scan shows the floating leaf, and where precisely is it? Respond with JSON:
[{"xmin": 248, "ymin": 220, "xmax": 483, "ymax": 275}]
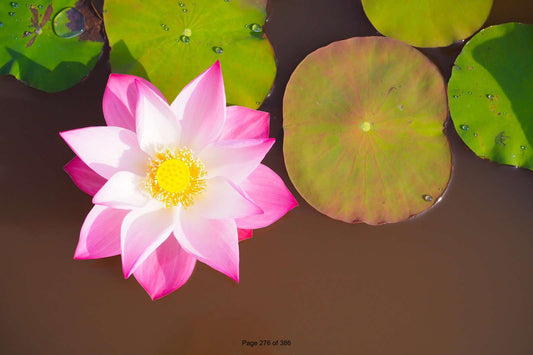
[
  {"xmin": 104, "ymin": 0, "xmax": 276, "ymax": 108},
  {"xmin": 283, "ymin": 37, "xmax": 452, "ymax": 225},
  {"xmin": 361, "ymin": 0, "xmax": 493, "ymax": 47},
  {"xmin": 0, "ymin": 0, "xmax": 104, "ymax": 92},
  {"xmin": 448, "ymin": 23, "xmax": 533, "ymax": 170}
]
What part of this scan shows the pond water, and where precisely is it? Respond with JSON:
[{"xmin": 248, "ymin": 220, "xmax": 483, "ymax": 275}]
[{"xmin": 0, "ymin": 0, "xmax": 532, "ymax": 354}]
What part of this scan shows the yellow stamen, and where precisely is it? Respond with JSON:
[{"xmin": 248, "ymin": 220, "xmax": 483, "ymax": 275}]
[{"xmin": 145, "ymin": 148, "xmax": 206, "ymax": 208}]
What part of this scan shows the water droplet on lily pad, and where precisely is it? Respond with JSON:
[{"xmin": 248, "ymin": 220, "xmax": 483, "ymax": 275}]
[
  {"xmin": 212, "ymin": 46, "xmax": 223, "ymax": 54},
  {"xmin": 179, "ymin": 1, "xmax": 185, "ymax": 7},
  {"xmin": 422, "ymin": 194, "xmax": 433, "ymax": 202},
  {"xmin": 8, "ymin": 11, "xmax": 15, "ymax": 16},
  {"xmin": 52, "ymin": 7, "xmax": 85, "ymax": 39},
  {"xmin": 38, "ymin": 4, "xmax": 44, "ymax": 9},
  {"xmin": 460, "ymin": 124, "xmax": 469, "ymax": 131},
  {"xmin": 452, "ymin": 95, "xmax": 459, "ymax": 98},
  {"xmin": 182, "ymin": 8, "xmax": 188, "ymax": 13},
  {"xmin": 0, "ymin": 22, "xmax": 3, "ymax": 28},
  {"xmin": 180, "ymin": 35, "xmax": 190, "ymax": 43},
  {"xmin": 250, "ymin": 23, "xmax": 262, "ymax": 32},
  {"xmin": 486, "ymin": 94, "xmax": 494, "ymax": 100},
  {"xmin": 10, "ymin": 2, "xmax": 18, "ymax": 8},
  {"xmin": 521, "ymin": 145, "xmax": 527, "ymax": 150},
  {"xmin": 23, "ymin": 31, "xmax": 32, "ymax": 37}
]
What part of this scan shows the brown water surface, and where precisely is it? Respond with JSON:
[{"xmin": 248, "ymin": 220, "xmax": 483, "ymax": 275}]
[{"xmin": 1, "ymin": 1, "xmax": 533, "ymax": 354}]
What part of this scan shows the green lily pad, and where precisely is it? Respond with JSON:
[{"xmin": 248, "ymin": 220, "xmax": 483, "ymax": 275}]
[
  {"xmin": 0, "ymin": 0, "xmax": 104, "ymax": 92},
  {"xmin": 361, "ymin": 0, "xmax": 493, "ymax": 48},
  {"xmin": 283, "ymin": 37, "xmax": 451, "ymax": 225},
  {"xmin": 104, "ymin": 0, "xmax": 276, "ymax": 108},
  {"xmin": 448, "ymin": 23, "xmax": 533, "ymax": 170}
]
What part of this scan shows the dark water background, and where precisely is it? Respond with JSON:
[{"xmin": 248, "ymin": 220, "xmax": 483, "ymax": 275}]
[{"xmin": 1, "ymin": 0, "xmax": 533, "ymax": 354}]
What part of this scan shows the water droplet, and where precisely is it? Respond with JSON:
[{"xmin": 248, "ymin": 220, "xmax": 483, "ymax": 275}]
[
  {"xmin": 52, "ymin": 7, "xmax": 85, "ymax": 39},
  {"xmin": 22, "ymin": 30, "xmax": 32, "ymax": 37},
  {"xmin": 161, "ymin": 23, "xmax": 170, "ymax": 31},
  {"xmin": 182, "ymin": 8, "xmax": 188, "ymax": 13},
  {"xmin": 8, "ymin": 11, "xmax": 15, "ymax": 16},
  {"xmin": 178, "ymin": 1, "xmax": 185, "ymax": 7},
  {"xmin": 467, "ymin": 91, "xmax": 472, "ymax": 95},
  {"xmin": 249, "ymin": 23, "xmax": 262, "ymax": 32},
  {"xmin": 38, "ymin": 4, "xmax": 43, "ymax": 9},
  {"xmin": 459, "ymin": 124, "xmax": 469, "ymax": 131},
  {"xmin": 212, "ymin": 46, "xmax": 223, "ymax": 54},
  {"xmin": 520, "ymin": 145, "xmax": 527, "ymax": 150},
  {"xmin": 422, "ymin": 194, "xmax": 433, "ymax": 202},
  {"xmin": 486, "ymin": 94, "xmax": 494, "ymax": 100},
  {"xmin": 180, "ymin": 35, "xmax": 190, "ymax": 43},
  {"xmin": 10, "ymin": 2, "xmax": 18, "ymax": 8},
  {"xmin": 473, "ymin": 132, "xmax": 478, "ymax": 137},
  {"xmin": 452, "ymin": 95, "xmax": 459, "ymax": 99},
  {"xmin": 0, "ymin": 22, "xmax": 3, "ymax": 28}
]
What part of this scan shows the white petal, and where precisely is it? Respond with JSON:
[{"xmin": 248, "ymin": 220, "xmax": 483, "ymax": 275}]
[
  {"xmin": 170, "ymin": 61, "xmax": 226, "ymax": 151},
  {"xmin": 135, "ymin": 79, "xmax": 181, "ymax": 155},
  {"xmin": 93, "ymin": 171, "xmax": 150, "ymax": 209},
  {"xmin": 199, "ymin": 138, "xmax": 275, "ymax": 183},
  {"xmin": 186, "ymin": 176, "xmax": 262, "ymax": 219},
  {"xmin": 121, "ymin": 203, "xmax": 176, "ymax": 278},
  {"xmin": 176, "ymin": 213, "xmax": 239, "ymax": 282}
]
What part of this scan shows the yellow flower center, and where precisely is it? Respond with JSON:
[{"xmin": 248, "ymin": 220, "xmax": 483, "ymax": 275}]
[
  {"xmin": 145, "ymin": 148, "xmax": 207, "ymax": 208},
  {"xmin": 156, "ymin": 159, "xmax": 191, "ymax": 193}
]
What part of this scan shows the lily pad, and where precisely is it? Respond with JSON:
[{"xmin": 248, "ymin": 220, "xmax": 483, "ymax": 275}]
[
  {"xmin": 361, "ymin": 0, "xmax": 493, "ymax": 48},
  {"xmin": 448, "ymin": 23, "xmax": 533, "ymax": 170},
  {"xmin": 104, "ymin": 0, "xmax": 276, "ymax": 108},
  {"xmin": 283, "ymin": 37, "xmax": 451, "ymax": 225},
  {"xmin": 0, "ymin": 0, "xmax": 104, "ymax": 92}
]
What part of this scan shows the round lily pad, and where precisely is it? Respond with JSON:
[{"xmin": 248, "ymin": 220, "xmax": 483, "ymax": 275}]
[
  {"xmin": 104, "ymin": 0, "xmax": 276, "ymax": 108},
  {"xmin": 283, "ymin": 37, "xmax": 452, "ymax": 225},
  {"xmin": 0, "ymin": 0, "xmax": 104, "ymax": 92},
  {"xmin": 361, "ymin": 0, "xmax": 493, "ymax": 48},
  {"xmin": 448, "ymin": 23, "xmax": 533, "ymax": 170}
]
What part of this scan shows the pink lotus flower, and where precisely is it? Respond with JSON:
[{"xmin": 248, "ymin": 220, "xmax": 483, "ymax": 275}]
[{"xmin": 60, "ymin": 62, "xmax": 297, "ymax": 300}]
